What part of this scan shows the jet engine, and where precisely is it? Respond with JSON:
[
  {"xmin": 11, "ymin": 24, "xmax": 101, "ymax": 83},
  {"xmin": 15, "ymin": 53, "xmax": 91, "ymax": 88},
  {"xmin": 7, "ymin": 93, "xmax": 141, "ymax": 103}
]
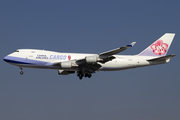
[
  {"xmin": 85, "ymin": 56, "xmax": 97, "ymax": 63},
  {"xmin": 60, "ymin": 61, "xmax": 72, "ymax": 69}
]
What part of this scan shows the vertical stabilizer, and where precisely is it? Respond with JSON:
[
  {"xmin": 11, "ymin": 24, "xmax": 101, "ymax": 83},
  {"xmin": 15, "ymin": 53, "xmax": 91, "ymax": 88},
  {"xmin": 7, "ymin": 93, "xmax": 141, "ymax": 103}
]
[{"xmin": 138, "ymin": 33, "xmax": 175, "ymax": 56}]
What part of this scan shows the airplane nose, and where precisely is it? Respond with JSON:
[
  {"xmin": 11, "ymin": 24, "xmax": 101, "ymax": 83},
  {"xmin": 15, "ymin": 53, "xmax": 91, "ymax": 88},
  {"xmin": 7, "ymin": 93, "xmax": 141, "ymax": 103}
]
[
  {"xmin": 3, "ymin": 56, "xmax": 11, "ymax": 63},
  {"xmin": 3, "ymin": 56, "xmax": 8, "ymax": 62}
]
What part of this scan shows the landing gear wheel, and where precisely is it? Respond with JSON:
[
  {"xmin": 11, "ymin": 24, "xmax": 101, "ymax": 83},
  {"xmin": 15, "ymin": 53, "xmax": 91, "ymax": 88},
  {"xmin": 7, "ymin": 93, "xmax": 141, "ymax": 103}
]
[
  {"xmin": 77, "ymin": 73, "xmax": 80, "ymax": 77},
  {"xmin": 20, "ymin": 71, "xmax": 23, "ymax": 75},
  {"xmin": 78, "ymin": 73, "xmax": 84, "ymax": 80},
  {"xmin": 85, "ymin": 74, "xmax": 88, "ymax": 77},
  {"xmin": 88, "ymin": 74, "xmax": 92, "ymax": 78}
]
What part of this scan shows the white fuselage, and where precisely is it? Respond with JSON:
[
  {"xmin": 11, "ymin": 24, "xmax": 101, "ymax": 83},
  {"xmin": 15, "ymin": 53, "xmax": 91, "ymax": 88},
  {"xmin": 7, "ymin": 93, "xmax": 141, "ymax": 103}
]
[{"xmin": 4, "ymin": 49, "xmax": 168, "ymax": 72}]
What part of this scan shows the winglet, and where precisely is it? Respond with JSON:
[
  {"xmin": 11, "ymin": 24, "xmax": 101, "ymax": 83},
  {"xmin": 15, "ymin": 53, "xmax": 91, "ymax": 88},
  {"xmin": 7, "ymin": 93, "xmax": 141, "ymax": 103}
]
[{"xmin": 127, "ymin": 42, "xmax": 136, "ymax": 47}]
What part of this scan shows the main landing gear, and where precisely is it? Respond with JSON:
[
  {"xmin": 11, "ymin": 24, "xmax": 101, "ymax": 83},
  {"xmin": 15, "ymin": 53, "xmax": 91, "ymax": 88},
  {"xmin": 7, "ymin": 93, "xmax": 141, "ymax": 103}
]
[
  {"xmin": 77, "ymin": 71, "xmax": 92, "ymax": 80},
  {"xmin": 20, "ymin": 67, "xmax": 23, "ymax": 75}
]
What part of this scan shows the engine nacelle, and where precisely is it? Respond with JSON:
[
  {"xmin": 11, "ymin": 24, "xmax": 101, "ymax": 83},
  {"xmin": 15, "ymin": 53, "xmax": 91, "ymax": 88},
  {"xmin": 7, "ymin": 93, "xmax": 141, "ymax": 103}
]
[
  {"xmin": 85, "ymin": 56, "xmax": 97, "ymax": 63},
  {"xmin": 58, "ymin": 70, "xmax": 75, "ymax": 75},
  {"xmin": 60, "ymin": 61, "xmax": 72, "ymax": 69}
]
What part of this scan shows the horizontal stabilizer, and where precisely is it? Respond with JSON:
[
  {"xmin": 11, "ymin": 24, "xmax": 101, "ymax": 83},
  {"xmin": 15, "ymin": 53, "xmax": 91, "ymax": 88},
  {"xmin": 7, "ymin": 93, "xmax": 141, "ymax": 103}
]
[{"xmin": 147, "ymin": 54, "xmax": 176, "ymax": 62}]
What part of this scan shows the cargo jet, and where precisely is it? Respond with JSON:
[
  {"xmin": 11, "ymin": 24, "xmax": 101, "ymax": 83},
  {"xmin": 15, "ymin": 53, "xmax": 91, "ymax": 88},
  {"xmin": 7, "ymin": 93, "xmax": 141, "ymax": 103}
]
[{"xmin": 3, "ymin": 33, "xmax": 175, "ymax": 79}]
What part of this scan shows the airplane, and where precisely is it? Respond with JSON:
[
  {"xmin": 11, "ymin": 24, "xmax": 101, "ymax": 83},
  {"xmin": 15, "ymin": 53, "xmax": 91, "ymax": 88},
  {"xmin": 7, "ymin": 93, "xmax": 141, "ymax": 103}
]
[{"xmin": 3, "ymin": 33, "xmax": 175, "ymax": 79}]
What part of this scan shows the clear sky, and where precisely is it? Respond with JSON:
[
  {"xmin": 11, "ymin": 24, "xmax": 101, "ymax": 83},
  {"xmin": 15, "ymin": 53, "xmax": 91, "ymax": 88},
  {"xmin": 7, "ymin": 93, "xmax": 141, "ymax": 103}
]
[{"xmin": 1, "ymin": 0, "xmax": 180, "ymax": 120}]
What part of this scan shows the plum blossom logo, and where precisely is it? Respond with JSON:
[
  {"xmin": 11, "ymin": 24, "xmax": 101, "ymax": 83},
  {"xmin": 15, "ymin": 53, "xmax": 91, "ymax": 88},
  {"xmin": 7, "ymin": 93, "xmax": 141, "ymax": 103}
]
[
  {"xmin": 68, "ymin": 55, "xmax": 71, "ymax": 60},
  {"xmin": 150, "ymin": 40, "xmax": 168, "ymax": 55}
]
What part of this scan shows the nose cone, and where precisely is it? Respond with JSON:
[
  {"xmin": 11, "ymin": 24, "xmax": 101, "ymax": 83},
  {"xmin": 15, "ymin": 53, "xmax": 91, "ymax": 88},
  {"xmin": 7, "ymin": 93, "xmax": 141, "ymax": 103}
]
[
  {"xmin": 3, "ymin": 55, "xmax": 16, "ymax": 65},
  {"xmin": 3, "ymin": 56, "xmax": 9, "ymax": 62},
  {"xmin": 3, "ymin": 56, "xmax": 14, "ymax": 63}
]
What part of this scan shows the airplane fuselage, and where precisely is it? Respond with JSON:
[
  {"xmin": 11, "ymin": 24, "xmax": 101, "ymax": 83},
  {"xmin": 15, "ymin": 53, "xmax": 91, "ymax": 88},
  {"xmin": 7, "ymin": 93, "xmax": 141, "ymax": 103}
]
[{"xmin": 4, "ymin": 49, "xmax": 168, "ymax": 71}]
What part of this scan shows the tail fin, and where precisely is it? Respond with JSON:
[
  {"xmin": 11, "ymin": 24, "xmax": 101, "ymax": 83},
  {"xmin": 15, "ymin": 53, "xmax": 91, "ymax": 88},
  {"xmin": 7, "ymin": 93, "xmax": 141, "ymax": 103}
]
[{"xmin": 138, "ymin": 33, "xmax": 175, "ymax": 56}]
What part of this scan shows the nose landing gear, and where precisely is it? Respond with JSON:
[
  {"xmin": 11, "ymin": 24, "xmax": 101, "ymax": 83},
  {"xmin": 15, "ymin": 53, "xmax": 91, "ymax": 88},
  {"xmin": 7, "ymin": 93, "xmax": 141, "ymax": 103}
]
[{"xmin": 20, "ymin": 67, "xmax": 23, "ymax": 75}]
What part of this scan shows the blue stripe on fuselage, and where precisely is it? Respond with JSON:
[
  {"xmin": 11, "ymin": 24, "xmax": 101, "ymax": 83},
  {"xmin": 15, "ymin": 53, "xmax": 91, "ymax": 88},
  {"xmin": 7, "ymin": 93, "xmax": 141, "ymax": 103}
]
[{"xmin": 3, "ymin": 56, "xmax": 50, "ymax": 65}]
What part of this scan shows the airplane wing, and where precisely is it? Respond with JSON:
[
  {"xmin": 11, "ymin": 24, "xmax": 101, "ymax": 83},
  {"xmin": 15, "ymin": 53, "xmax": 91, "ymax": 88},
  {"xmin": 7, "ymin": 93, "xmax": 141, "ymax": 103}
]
[
  {"xmin": 99, "ymin": 42, "xmax": 136, "ymax": 58},
  {"xmin": 76, "ymin": 42, "xmax": 136, "ymax": 64},
  {"xmin": 53, "ymin": 42, "xmax": 136, "ymax": 72},
  {"xmin": 97, "ymin": 42, "xmax": 136, "ymax": 63}
]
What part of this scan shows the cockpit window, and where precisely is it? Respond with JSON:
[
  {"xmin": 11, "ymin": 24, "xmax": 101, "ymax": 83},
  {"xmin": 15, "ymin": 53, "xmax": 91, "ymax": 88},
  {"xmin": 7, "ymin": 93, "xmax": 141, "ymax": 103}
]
[{"xmin": 15, "ymin": 50, "xmax": 19, "ymax": 52}]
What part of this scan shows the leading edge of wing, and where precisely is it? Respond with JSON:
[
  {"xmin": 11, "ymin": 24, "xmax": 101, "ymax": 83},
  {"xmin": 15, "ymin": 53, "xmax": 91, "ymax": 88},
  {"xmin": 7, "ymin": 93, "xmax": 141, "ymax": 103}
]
[{"xmin": 99, "ymin": 42, "xmax": 136, "ymax": 57}]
